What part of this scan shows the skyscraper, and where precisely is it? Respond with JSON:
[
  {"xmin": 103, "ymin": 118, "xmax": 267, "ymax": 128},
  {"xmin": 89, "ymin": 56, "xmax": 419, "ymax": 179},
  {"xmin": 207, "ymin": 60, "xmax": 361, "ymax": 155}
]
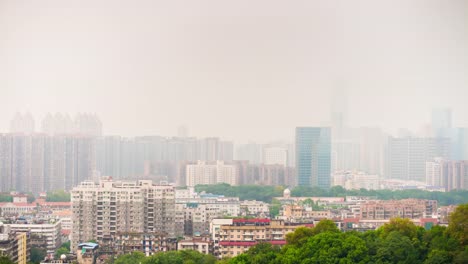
[
  {"xmin": 295, "ymin": 127, "xmax": 331, "ymax": 188},
  {"xmin": 386, "ymin": 137, "xmax": 450, "ymax": 182},
  {"xmin": 431, "ymin": 108, "xmax": 452, "ymax": 130},
  {"xmin": 10, "ymin": 112, "xmax": 35, "ymax": 134}
]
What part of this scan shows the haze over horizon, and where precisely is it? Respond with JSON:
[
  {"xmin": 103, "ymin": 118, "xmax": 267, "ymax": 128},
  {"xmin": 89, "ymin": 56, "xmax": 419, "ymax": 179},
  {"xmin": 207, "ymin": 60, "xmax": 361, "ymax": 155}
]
[{"xmin": 1, "ymin": 0, "xmax": 467, "ymax": 142}]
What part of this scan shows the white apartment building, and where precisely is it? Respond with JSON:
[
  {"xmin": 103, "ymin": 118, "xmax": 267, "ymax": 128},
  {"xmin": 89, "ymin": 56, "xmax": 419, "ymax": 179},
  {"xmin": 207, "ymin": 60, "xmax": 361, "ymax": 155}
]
[
  {"xmin": 332, "ymin": 171, "xmax": 380, "ymax": 190},
  {"xmin": 240, "ymin": 200, "xmax": 270, "ymax": 217},
  {"xmin": 186, "ymin": 161, "xmax": 237, "ymax": 186},
  {"xmin": 71, "ymin": 178, "xmax": 175, "ymax": 251},
  {"xmin": 426, "ymin": 158, "xmax": 443, "ymax": 187},
  {"xmin": 9, "ymin": 219, "xmax": 62, "ymax": 254}
]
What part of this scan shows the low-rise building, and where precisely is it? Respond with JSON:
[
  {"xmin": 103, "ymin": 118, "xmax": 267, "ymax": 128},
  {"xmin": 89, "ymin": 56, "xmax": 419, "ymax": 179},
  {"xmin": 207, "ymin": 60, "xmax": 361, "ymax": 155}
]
[
  {"xmin": 177, "ymin": 235, "xmax": 212, "ymax": 255},
  {"xmin": 360, "ymin": 199, "xmax": 437, "ymax": 220},
  {"xmin": 218, "ymin": 219, "xmax": 313, "ymax": 258},
  {"xmin": 240, "ymin": 200, "xmax": 269, "ymax": 217},
  {"xmin": 0, "ymin": 222, "xmax": 30, "ymax": 264},
  {"xmin": 8, "ymin": 219, "xmax": 62, "ymax": 254},
  {"xmin": 113, "ymin": 232, "xmax": 177, "ymax": 256}
]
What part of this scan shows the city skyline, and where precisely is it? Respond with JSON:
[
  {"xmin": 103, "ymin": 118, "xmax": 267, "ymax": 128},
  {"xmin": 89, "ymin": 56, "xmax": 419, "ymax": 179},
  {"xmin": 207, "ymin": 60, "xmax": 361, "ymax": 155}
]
[{"xmin": 1, "ymin": 0, "xmax": 468, "ymax": 142}]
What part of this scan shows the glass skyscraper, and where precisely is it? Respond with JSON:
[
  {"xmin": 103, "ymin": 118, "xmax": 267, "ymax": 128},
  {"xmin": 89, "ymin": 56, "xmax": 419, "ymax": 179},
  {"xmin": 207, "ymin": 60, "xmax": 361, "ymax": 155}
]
[{"xmin": 295, "ymin": 127, "xmax": 331, "ymax": 188}]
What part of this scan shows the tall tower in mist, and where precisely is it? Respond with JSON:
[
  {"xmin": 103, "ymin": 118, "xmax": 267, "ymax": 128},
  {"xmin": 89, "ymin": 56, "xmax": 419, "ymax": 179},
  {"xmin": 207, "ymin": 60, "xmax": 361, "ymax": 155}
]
[
  {"xmin": 295, "ymin": 127, "xmax": 331, "ymax": 188},
  {"xmin": 431, "ymin": 108, "xmax": 452, "ymax": 130},
  {"xmin": 330, "ymin": 83, "xmax": 348, "ymax": 139},
  {"xmin": 10, "ymin": 112, "xmax": 35, "ymax": 134}
]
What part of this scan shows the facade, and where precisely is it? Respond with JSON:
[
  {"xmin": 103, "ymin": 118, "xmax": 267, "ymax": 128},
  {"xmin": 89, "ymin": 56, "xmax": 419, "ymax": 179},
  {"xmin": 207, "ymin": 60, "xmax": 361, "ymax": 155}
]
[
  {"xmin": 360, "ymin": 199, "xmax": 437, "ymax": 220},
  {"xmin": 8, "ymin": 220, "xmax": 62, "ymax": 254},
  {"xmin": 240, "ymin": 164, "xmax": 295, "ymax": 186},
  {"xmin": 262, "ymin": 147, "xmax": 288, "ymax": 166},
  {"xmin": 295, "ymin": 127, "xmax": 331, "ymax": 188},
  {"xmin": 186, "ymin": 161, "xmax": 237, "ymax": 187},
  {"xmin": 42, "ymin": 113, "xmax": 102, "ymax": 137},
  {"xmin": 218, "ymin": 219, "xmax": 312, "ymax": 258},
  {"xmin": 177, "ymin": 235, "xmax": 212, "ymax": 255},
  {"xmin": 332, "ymin": 171, "xmax": 380, "ymax": 190},
  {"xmin": 425, "ymin": 159, "xmax": 468, "ymax": 191},
  {"xmin": 240, "ymin": 200, "xmax": 270, "ymax": 217},
  {"xmin": 279, "ymin": 204, "xmax": 331, "ymax": 221},
  {"xmin": 0, "ymin": 133, "xmax": 95, "ymax": 193},
  {"xmin": 71, "ymin": 178, "xmax": 175, "ymax": 251},
  {"xmin": 113, "ymin": 232, "xmax": 176, "ymax": 256},
  {"xmin": 386, "ymin": 137, "xmax": 450, "ymax": 182},
  {"xmin": 175, "ymin": 191, "xmax": 240, "ymax": 237},
  {"xmin": 0, "ymin": 224, "xmax": 29, "ymax": 264},
  {"xmin": 10, "ymin": 112, "xmax": 35, "ymax": 134}
]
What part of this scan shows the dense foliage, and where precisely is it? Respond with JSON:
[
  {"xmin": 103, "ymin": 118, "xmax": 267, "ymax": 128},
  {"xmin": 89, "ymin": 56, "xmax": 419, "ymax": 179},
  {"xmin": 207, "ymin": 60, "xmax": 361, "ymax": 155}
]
[
  {"xmin": 30, "ymin": 247, "xmax": 47, "ymax": 264},
  {"xmin": 195, "ymin": 184, "xmax": 284, "ymax": 203},
  {"xmin": 195, "ymin": 184, "xmax": 468, "ymax": 206},
  {"xmin": 0, "ymin": 256, "xmax": 14, "ymax": 264},
  {"xmin": 0, "ymin": 193, "xmax": 13, "ymax": 202},
  {"xmin": 54, "ymin": 241, "xmax": 71, "ymax": 259},
  {"xmin": 111, "ymin": 204, "xmax": 468, "ymax": 264},
  {"xmin": 113, "ymin": 250, "xmax": 217, "ymax": 264},
  {"xmin": 45, "ymin": 190, "xmax": 71, "ymax": 202}
]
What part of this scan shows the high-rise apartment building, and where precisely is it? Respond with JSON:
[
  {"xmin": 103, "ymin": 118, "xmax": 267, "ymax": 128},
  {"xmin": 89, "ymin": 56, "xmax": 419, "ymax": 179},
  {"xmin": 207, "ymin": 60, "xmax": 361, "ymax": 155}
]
[
  {"xmin": 234, "ymin": 143, "xmax": 263, "ymax": 164},
  {"xmin": 262, "ymin": 147, "xmax": 288, "ymax": 166},
  {"xmin": 71, "ymin": 178, "xmax": 175, "ymax": 251},
  {"xmin": 295, "ymin": 127, "xmax": 331, "ymax": 188},
  {"xmin": 386, "ymin": 137, "xmax": 450, "ymax": 182},
  {"xmin": 186, "ymin": 161, "xmax": 237, "ymax": 186},
  {"xmin": 425, "ymin": 158, "xmax": 468, "ymax": 191},
  {"xmin": 432, "ymin": 108, "xmax": 452, "ymax": 131},
  {"xmin": 41, "ymin": 113, "xmax": 102, "ymax": 137},
  {"xmin": 10, "ymin": 112, "xmax": 35, "ymax": 134},
  {"xmin": 0, "ymin": 135, "xmax": 13, "ymax": 192}
]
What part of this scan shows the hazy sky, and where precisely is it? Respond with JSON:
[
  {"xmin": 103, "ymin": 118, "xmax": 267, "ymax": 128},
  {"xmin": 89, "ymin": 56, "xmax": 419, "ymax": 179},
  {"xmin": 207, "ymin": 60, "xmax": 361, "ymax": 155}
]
[{"xmin": 1, "ymin": 0, "xmax": 467, "ymax": 142}]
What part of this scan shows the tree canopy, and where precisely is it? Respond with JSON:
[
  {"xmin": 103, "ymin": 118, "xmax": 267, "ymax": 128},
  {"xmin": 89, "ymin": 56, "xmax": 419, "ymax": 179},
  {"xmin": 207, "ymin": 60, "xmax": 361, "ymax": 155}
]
[{"xmin": 195, "ymin": 184, "xmax": 468, "ymax": 206}]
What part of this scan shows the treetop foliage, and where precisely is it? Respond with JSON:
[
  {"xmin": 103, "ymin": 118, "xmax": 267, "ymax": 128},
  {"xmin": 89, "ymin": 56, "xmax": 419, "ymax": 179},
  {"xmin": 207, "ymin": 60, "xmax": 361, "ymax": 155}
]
[{"xmin": 195, "ymin": 184, "xmax": 468, "ymax": 206}]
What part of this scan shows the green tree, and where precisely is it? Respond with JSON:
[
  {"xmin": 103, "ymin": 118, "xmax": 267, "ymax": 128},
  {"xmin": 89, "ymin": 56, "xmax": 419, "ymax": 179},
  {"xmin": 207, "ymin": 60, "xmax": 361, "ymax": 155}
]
[
  {"xmin": 54, "ymin": 247, "xmax": 70, "ymax": 259},
  {"xmin": 114, "ymin": 251, "xmax": 145, "ymax": 264},
  {"xmin": 0, "ymin": 256, "xmax": 14, "ymax": 264},
  {"xmin": 60, "ymin": 241, "xmax": 71, "ymax": 251},
  {"xmin": 424, "ymin": 249, "xmax": 452, "ymax": 264},
  {"xmin": 270, "ymin": 199, "xmax": 281, "ymax": 218},
  {"xmin": 0, "ymin": 193, "xmax": 13, "ymax": 202},
  {"xmin": 46, "ymin": 190, "xmax": 71, "ymax": 202},
  {"xmin": 230, "ymin": 243, "xmax": 280, "ymax": 264},
  {"xmin": 380, "ymin": 218, "xmax": 419, "ymax": 239},
  {"xmin": 312, "ymin": 219, "xmax": 339, "ymax": 235},
  {"xmin": 285, "ymin": 226, "xmax": 315, "ymax": 247},
  {"xmin": 288, "ymin": 232, "xmax": 369, "ymax": 264},
  {"xmin": 143, "ymin": 251, "xmax": 183, "ymax": 264},
  {"xmin": 453, "ymin": 246, "xmax": 468, "ymax": 264},
  {"xmin": 30, "ymin": 247, "xmax": 47, "ymax": 264},
  {"xmin": 447, "ymin": 203, "xmax": 468, "ymax": 246},
  {"xmin": 375, "ymin": 231, "xmax": 419, "ymax": 264}
]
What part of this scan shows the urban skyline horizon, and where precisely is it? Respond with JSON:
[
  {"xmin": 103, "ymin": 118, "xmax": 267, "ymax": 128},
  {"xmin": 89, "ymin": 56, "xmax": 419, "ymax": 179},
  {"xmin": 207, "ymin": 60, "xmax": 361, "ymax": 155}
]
[{"xmin": 1, "ymin": 106, "xmax": 464, "ymax": 144}]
